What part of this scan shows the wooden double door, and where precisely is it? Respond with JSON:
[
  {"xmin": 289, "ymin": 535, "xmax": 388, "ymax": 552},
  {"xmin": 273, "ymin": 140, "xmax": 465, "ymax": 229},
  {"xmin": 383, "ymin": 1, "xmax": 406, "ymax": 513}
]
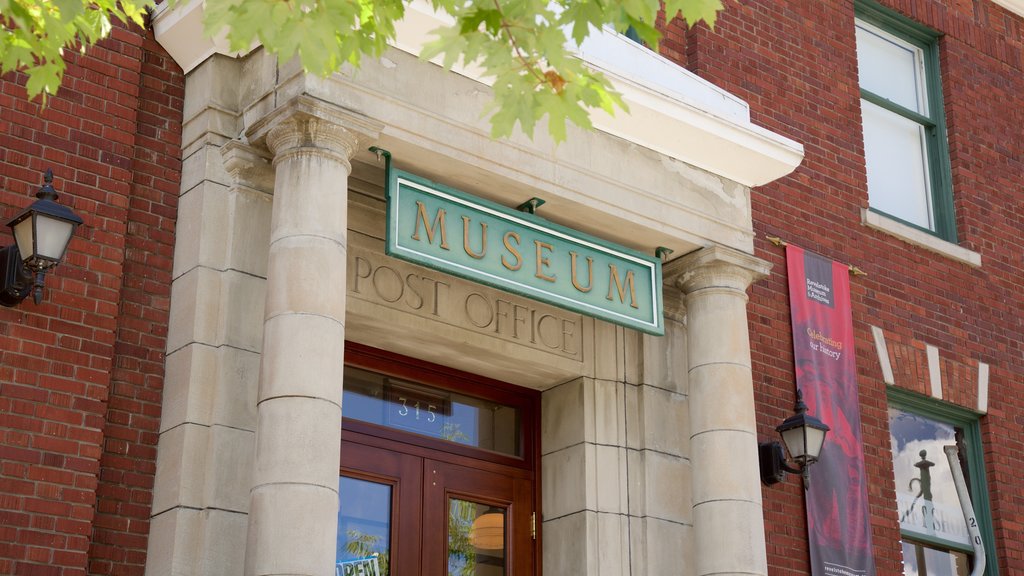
[{"xmin": 338, "ymin": 431, "xmax": 535, "ymax": 576}]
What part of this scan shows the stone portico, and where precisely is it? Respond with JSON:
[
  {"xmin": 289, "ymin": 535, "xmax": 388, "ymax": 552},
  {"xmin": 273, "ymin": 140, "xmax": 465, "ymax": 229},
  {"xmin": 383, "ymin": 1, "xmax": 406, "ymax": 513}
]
[{"xmin": 148, "ymin": 10, "xmax": 802, "ymax": 575}]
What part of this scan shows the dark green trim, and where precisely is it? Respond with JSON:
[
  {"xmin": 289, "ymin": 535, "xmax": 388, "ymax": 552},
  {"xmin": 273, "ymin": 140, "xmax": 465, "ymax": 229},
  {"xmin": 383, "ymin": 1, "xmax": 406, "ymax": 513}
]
[
  {"xmin": 905, "ymin": 532, "xmax": 973, "ymax": 555},
  {"xmin": 860, "ymin": 90, "xmax": 936, "ymax": 128},
  {"xmin": 855, "ymin": 0, "xmax": 942, "ymax": 42},
  {"xmin": 855, "ymin": 0, "xmax": 957, "ymax": 243},
  {"xmin": 887, "ymin": 388, "xmax": 999, "ymax": 576}
]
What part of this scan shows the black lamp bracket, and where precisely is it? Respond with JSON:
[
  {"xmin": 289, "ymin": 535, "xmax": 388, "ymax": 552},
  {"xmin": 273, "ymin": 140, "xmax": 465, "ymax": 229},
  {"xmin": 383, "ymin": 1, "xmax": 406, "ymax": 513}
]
[
  {"xmin": 759, "ymin": 441, "xmax": 807, "ymax": 488},
  {"xmin": 0, "ymin": 244, "xmax": 35, "ymax": 306}
]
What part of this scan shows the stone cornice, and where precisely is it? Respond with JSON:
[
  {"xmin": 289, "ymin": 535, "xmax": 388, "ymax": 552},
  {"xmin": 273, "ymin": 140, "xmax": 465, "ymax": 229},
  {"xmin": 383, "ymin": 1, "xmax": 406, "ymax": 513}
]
[{"xmin": 153, "ymin": 1, "xmax": 803, "ymax": 189}]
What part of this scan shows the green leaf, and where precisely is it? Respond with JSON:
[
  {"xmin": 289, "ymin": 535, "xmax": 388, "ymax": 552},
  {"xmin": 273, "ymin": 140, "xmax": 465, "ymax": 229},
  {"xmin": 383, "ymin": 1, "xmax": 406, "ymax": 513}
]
[
  {"xmin": 3, "ymin": 0, "xmax": 724, "ymax": 141},
  {"xmin": 665, "ymin": 0, "xmax": 723, "ymax": 27}
]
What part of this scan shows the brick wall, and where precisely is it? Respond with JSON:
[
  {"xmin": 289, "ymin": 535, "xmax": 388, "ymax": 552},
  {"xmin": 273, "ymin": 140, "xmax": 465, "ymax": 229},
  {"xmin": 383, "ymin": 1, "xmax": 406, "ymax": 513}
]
[
  {"xmin": 0, "ymin": 20, "xmax": 183, "ymax": 576},
  {"xmin": 671, "ymin": 1, "xmax": 1024, "ymax": 574}
]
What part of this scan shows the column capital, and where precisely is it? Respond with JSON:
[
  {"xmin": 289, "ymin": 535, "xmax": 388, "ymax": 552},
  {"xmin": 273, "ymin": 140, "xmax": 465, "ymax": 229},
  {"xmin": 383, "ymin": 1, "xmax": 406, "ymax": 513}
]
[
  {"xmin": 666, "ymin": 245, "xmax": 772, "ymax": 295},
  {"xmin": 246, "ymin": 94, "xmax": 383, "ymax": 164}
]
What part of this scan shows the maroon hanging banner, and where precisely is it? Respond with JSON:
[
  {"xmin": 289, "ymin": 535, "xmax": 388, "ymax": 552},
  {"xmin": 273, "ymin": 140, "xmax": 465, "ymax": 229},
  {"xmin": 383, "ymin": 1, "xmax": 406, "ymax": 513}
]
[{"xmin": 786, "ymin": 245, "xmax": 875, "ymax": 576}]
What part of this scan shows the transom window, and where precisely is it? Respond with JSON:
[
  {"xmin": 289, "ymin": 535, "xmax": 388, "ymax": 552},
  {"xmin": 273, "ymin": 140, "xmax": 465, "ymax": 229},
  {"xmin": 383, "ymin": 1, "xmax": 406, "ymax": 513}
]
[
  {"xmin": 855, "ymin": 3, "xmax": 955, "ymax": 241},
  {"xmin": 888, "ymin": 391, "xmax": 997, "ymax": 576}
]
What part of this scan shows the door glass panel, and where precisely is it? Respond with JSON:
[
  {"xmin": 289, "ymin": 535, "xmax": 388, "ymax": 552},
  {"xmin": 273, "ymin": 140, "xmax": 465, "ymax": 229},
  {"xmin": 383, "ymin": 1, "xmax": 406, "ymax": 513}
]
[
  {"xmin": 344, "ymin": 367, "xmax": 522, "ymax": 457},
  {"xmin": 337, "ymin": 476, "xmax": 391, "ymax": 576},
  {"xmin": 448, "ymin": 499, "xmax": 507, "ymax": 576}
]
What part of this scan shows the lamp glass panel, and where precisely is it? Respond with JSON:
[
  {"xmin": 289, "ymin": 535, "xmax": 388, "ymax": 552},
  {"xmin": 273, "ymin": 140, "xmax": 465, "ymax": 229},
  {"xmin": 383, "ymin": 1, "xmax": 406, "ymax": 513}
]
[
  {"xmin": 34, "ymin": 215, "xmax": 75, "ymax": 262},
  {"xmin": 12, "ymin": 217, "xmax": 34, "ymax": 262},
  {"xmin": 780, "ymin": 426, "xmax": 808, "ymax": 460},
  {"xmin": 805, "ymin": 425, "xmax": 828, "ymax": 461}
]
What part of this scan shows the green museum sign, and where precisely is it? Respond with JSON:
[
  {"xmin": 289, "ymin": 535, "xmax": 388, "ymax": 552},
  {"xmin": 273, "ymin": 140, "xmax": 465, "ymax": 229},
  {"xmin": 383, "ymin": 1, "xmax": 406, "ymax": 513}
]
[{"xmin": 385, "ymin": 168, "xmax": 664, "ymax": 335}]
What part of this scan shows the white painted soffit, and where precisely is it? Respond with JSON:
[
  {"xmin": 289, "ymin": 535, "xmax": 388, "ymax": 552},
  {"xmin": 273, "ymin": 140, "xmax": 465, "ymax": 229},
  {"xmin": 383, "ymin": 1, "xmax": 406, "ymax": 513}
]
[
  {"xmin": 153, "ymin": 0, "xmax": 804, "ymax": 188},
  {"xmin": 991, "ymin": 0, "xmax": 1024, "ymax": 18}
]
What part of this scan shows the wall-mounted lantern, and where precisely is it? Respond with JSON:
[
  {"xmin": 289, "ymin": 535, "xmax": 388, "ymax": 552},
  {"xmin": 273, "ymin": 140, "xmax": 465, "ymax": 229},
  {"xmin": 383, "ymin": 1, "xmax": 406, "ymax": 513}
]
[
  {"xmin": 759, "ymin": 389, "xmax": 830, "ymax": 488},
  {"xmin": 1, "ymin": 169, "xmax": 83, "ymax": 307}
]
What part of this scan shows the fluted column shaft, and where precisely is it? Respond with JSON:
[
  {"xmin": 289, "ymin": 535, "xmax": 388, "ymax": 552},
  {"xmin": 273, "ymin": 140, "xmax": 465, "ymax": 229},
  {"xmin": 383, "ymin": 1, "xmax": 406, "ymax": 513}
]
[
  {"xmin": 672, "ymin": 246, "xmax": 772, "ymax": 576},
  {"xmin": 244, "ymin": 97, "xmax": 380, "ymax": 576}
]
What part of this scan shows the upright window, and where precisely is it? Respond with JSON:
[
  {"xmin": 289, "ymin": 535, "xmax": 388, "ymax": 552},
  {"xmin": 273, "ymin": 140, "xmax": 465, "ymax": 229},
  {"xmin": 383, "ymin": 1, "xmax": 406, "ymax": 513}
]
[
  {"xmin": 888, "ymin": 391, "xmax": 997, "ymax": 576},
  {"xmin": 855, "ymin": 2, "xmax": 955, "ymax": 240}
]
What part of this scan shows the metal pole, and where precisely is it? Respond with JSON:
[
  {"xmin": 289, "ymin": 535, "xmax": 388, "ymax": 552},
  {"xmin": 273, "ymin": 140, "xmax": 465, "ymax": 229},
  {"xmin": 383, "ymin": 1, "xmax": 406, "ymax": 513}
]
[{"xmin": 943, "ymin": 445, "xmax": 986, "ymax": 576}]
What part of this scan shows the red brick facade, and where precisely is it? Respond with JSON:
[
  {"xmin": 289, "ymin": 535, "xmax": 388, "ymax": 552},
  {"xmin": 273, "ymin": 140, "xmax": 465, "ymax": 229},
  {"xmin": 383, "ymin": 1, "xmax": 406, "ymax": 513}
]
[
  {"xmin": 673, "ymin": 1, "xmax": 1023, "ymax": 574},
  {"xmin": 1, "ymin": 1, "xmax": 1021, "ymax": 575},
  {"xmin": 0, "ymin": 21, "xmax": 183, "ymax": 576}
]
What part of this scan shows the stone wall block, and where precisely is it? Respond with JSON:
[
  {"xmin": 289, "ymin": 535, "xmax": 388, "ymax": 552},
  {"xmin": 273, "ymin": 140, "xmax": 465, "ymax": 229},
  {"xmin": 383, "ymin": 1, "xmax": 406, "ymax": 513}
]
[
  {"xmin": 225, "ymin": 186, "xmax": 274, "ymax": 277},
  {"xmin": 541, "ymin": 378, "xmax": 585, "ymax": 454},
  {"xmin": 161, "ymin": 344, "xmax": 217, "ymax": 432},
  {"xmin": 639, "ymin": 450, "xmax": 691, "ymax": 524},
  {"xmin": 167, "ymin": 268, "xmax": 266, "ymax": 353},
  {"xmin": 221, "ymin": 271, "xmax": 269, "ymax": 352},
  {"xmin": 542, "ymin": 512, "xmax": 588, "ymax": 576},
  {"xmin": 629, "ymin": 517, "xmax": 691, "ymax": 576},
  {"xmin": 171, "ymin": 179, "xmax": 215, "ymax": 278},
  {"xmin": 594, "ymin": 512, "xmax": 630, "ymax": 575},
  {"xmin": 633, "ymin": 384, "xmax": 688, "ymax": 456},
  {"xmin": 210, "ymin": 346, "xmax": 261, "ymax": 431},
  {"xmin": 152, "ymin": 423, "xmax": 208, "ymax": 516},
  {"xmin": 540, "ymin": 510, "xmax": 628, "ymax": 576},
  {"xmin": 205, "ymin": 425, "xmax": 256, "ymax": 513},
  {"xmin": 167, "ymin": 267, "xmax": 218, "ymax": 353},
  {"xmin": 161, "ymin": 344, "xmax": 260, "ymax": 434},
  {"xmin": 145, "ymin": 425, "xmax": 249, "ymax": 526},
  {"xmin": 541, "ymin": 443, "xmax": 587, "ymax": 519},
  {"xmin": 588, "ymin": 379, "xmax": 626, "ymax": 446},
  {"xmin": 181, "ymin": 144, "xmax": 233, "ymax": 194},
  {"xmin": 639, "ymin": 319, "xmax": 688, "ymax": 394},
  {"xmin": 146, "ymin": 507, "xmax": 202, "ymax": 576},
  {"xmin": 591, "ymin": 444, "xmax": 628, "ymax": 514},
  {"xmin": 593, "ymin": 321, "xmax": 624, "ymax": 381},
  {"xmin": 197, "ymin": 509, "xmax": 249, "ymax": 576},
  {"xmin": 183, "ymin": 55, "xmax": 242, "ymax": 125}
]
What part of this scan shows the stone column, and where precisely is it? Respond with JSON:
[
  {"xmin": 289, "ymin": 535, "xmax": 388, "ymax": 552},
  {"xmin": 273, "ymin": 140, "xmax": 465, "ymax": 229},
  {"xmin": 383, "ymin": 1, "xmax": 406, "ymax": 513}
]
[
  {"xmin": 243, "ymin": 96, "xmax": 381, "ymax": 576},
  {"xmin": 669, "ymin": 245, "xmax": 771, "ymax": 576}
]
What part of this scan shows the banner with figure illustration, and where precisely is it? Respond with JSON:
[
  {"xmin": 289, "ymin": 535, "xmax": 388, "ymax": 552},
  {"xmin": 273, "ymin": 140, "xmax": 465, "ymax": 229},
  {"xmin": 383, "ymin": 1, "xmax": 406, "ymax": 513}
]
[{"xmin": 786, "ymin": 245, "xmax": 875, "ymax": 576}]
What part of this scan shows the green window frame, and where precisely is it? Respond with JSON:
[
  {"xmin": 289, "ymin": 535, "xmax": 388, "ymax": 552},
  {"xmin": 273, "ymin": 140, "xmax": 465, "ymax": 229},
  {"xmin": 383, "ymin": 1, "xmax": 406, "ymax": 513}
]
[
  {"xmin": 888, "ymin": 388, "xmax": 998, "ymax": 576},
  {"xmin": 855, "ymin": 0, "xmax": 956, "ymax": 242}
]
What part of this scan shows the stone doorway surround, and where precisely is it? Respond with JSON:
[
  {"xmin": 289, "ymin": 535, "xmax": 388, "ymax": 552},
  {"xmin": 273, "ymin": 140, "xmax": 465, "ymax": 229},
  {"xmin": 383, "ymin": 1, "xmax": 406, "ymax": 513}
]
[{"xmin": 148, "ymin": 15, "xmax": 802, "ymax": 575}]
